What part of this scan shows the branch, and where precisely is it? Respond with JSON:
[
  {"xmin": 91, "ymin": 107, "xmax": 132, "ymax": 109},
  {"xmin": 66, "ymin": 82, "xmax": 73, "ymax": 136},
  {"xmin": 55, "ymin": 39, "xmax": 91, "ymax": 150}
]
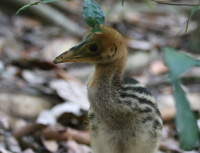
[
  {"xmin": 5, "ymin": 0, "xmax": 86, "ymax": 36},
  {"xmin": 151, "ymin": 0, "xmax": 198, "ymax": 7}
]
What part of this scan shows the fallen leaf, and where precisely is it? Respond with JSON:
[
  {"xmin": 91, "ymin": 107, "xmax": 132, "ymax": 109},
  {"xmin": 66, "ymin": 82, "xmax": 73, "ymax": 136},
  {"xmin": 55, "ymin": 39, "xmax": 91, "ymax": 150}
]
[
  {"xmin": 36, "ymin": 110, "xmax": 56, "ymax": 125},
  {"xmin": 41, "ymin": 136, "xmax": 59, "ymax": 153},
  {"xmin": 50, "ymin": 79, "xmax": 89, "ymax": 111}
]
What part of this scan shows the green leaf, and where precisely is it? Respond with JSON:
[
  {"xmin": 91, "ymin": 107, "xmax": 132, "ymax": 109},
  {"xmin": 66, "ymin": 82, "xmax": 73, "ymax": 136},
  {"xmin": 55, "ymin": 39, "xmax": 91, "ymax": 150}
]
[
  {"xmin": 122, "ymin": 0, "xmax": 124, "ymax": 6},
  {"xmin": 185, "ymin": 5, "xmax": 200, "ymax": 32},
  {"xmin": 173, "ymin": 80, "xmax": 198, "ymax": 150},
  {"xmin": 163, "ymin": 47, "xmax": 200, "ymax": 150},
  {"xmin": 82, "ymin": 0, "xmax": 105, "ymax": 33},
  {"xmin": 16, "ymin": 0, "xmax": 66, "ymax": 14},
  {"xmin": 196, "ymin": 59, "xmax": 200, "ymax": 66},
  {"xmin": 16, "ymin": 2, "xmax": 40, "ymax": 14},
  {"xmin": 41, "ymin": 0, "xmax": 65, "ymax": 3},
  {"xmin": 163, "ymin": 47, "xmax": 200, "ymax": 79}
]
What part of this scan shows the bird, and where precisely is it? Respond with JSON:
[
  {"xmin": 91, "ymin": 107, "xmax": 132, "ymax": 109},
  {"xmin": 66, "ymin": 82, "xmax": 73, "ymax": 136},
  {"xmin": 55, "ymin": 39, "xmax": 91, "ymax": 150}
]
[{"xmin": 53, "ymin": 25, "xmax": 162, "ymax": 153}]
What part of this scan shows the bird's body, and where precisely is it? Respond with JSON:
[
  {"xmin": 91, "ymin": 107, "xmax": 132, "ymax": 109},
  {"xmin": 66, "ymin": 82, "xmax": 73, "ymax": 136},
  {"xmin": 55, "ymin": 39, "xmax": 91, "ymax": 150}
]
[{"xmin": 54, "ymin": 26, "xmax": 162, "ymax": 153}]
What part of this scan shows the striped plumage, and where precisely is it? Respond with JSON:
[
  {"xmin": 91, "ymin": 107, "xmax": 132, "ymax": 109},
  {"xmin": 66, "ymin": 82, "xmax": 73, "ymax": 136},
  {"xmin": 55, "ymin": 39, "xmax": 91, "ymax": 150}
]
[{"xmin": 54, "ymin": 26, "xmax": 162, "ymax": 153}]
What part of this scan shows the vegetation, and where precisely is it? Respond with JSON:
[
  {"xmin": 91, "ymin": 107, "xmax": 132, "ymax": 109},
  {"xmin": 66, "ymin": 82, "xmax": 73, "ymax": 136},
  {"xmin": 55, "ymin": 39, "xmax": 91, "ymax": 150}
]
[{"xmin": 164, "ymin": 47, "xmax": 200, "ymax": 150}]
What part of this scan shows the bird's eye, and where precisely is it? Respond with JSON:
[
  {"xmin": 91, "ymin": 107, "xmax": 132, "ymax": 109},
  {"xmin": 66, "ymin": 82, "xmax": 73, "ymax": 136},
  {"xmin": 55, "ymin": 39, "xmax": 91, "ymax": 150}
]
[{"xmin": 89, "ymin": 44, "xmax": 98, "ymax": 52}]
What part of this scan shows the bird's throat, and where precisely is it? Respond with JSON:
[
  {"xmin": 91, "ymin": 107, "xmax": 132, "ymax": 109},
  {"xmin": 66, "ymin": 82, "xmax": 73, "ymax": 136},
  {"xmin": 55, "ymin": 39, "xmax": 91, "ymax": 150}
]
[{"xmin": 88, "ymin": 62, "xmax": 124, "ymax": 89}]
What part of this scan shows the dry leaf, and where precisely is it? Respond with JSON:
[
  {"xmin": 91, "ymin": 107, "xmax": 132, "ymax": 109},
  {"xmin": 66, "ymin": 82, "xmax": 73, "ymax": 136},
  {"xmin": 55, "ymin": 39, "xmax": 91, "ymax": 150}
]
[
  {"xmin": 42, "ymin": 126, "xmax": 90, "ymax": 144},
  {"xmin": 42, "ymin": 38, "xmax": 78, "ymax": 62},
  {"xmin": 50, "ymin": 79, "xmax": 90, "ymax": 111},
  {"xmin": 6, "ymin": 136, "xmax": 21, "ymax": 153},
  {"xmin": 0, "ymin": 147, "xmax": 12, "ymax": 153},
  {"xmin": 22, "ymin": 70, "xmax": 45, "ymax": 84},
  {"xmin": 67, "ymin": 139, "xmax": 92, "ymax": 153},
  {"xmin": 126, "ymin": 39, "xmax": 152, "ymax": 50},
  {"xmin": 51, "ymin": 102, "xmax": 82, "ymax": 118},
  {"xmin": 22, "ymin": 148, "xmax": 35, "ymax": 153},
  {"xmin": 41, "ymin": 136, "xmax": 59, "ymax": 152},
  {"xmin": 36, "ymin": 110, "xmax": 56, "ymax": 125}
]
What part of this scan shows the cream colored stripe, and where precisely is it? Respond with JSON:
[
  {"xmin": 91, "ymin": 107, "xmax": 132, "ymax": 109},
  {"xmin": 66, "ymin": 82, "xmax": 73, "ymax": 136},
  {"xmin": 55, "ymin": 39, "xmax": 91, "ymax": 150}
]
[
  {"xmin": 121, "ymin": 89, "xmax": 156, "ymax": 104},
  {"xmin": 122, "ymin": 83, "xmax": 145, "ymax": 88}
]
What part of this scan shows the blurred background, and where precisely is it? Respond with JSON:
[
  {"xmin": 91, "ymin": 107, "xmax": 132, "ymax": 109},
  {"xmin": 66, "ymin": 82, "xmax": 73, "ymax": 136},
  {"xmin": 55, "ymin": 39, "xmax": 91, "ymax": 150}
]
[{"xmin": 0, "ymin": 0, "xmax": 200, "ymax": 152}]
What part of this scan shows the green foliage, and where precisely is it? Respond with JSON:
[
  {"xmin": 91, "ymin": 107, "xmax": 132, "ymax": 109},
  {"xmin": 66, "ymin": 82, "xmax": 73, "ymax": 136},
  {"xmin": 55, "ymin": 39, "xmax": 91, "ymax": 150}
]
[
  {"xmin": 173, "ymin": 80, "xmax": 199, "ymax": 150},
  {"xmin": 16, "ymin": 0, "xmax": 66, "ymax": 14},
  {"xmin": 164, "ymin": 47, "xmax": 200, "ymax": 79},
  {"xmin": 122, "ymin": 0, "xmax": 124, "ymax": 6},
  {"xmin": 16, "ymin": 0, "xmax": 105, "ymax": 33},
  {"xmin": 82, "ymin": 0, "xmax": 105, "ymax": 33},
  {"xmin": 163, "ymin": 47, "xmax": 200, "ymax": 150},
  {"xmin": 16, "ymin": 2, "xmax": 40, "ymax": 14},
  {"xmin": 186, "ymin": 5, "xmax": 200, "ymax": 32}
]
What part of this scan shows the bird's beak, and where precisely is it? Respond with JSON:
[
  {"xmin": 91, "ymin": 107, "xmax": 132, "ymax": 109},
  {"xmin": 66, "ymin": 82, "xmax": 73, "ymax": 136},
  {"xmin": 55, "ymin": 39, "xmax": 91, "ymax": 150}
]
[
  {"xmin": 53, "ymin": 33, "xmax": 92, "ymax": 64},
  {"xmin": 53, "ymin": 49, "xmax": 79, "ymax": 64}
]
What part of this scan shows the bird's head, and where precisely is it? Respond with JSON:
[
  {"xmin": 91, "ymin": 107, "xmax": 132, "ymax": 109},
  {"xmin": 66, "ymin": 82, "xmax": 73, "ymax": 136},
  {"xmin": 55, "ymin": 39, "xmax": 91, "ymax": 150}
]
[{"xmin": 53, "ymin": 25, "xmax": 127, "ymax": 65}]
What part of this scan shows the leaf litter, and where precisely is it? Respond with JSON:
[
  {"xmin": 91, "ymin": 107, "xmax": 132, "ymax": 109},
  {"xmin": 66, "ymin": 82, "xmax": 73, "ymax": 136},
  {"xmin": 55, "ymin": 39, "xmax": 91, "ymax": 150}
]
[{"xmin": 0, "ymin": 0, "xmax": 200, "ymax": 152}]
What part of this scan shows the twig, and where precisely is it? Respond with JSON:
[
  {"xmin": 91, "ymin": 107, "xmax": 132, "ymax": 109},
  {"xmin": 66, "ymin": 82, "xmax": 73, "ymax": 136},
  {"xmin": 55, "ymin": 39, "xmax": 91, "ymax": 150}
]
[
  {"xmin": 4, "ymin": 0, "xmax": 86, "ymax": 36},
  {"xmin": 42, "ymin": 125, "xmax": 90, "ymax": 144},
  {"xmin": 13, "ymin": 123, "xmax": 46, "ymax": 137},
  {"xmin": 151, "ymin": 0, "xmax": 198, "ymax": 7}
]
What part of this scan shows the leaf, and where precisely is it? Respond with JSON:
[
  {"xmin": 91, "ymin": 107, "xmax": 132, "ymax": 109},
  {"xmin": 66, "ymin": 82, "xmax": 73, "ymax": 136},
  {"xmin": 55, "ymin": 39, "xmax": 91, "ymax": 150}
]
[
  {"xmin": 82, "ymin": 0, "xmax": 105, "ymax": 33},
  {"xmin": 41, "ymin": 0, "xmax": 65, "ymax": 3},
  {"xmin": 122, "ymin": 0, "xmax": 124, "ymax": 6},
  {"xmin": 173, "ymin": 80, "xmax": 199, "ymax": 150},
  {"xmin": 163, "ymin": 47, "xmax": 200, "ymax": 150},
  {"xmin": 185, "ymin": 5, "xmax": 200, "ymax": 32},
  {"xmin": 16, "ymin": 2, "xmax": 40, "ymax": 14},
  {"xmin": 36, "ymin": 110, "xmax": 56, "ymax": 125},
  {"xmin": 163, "ymin": 47, "xmax": 200, "ymax": 80},
  {"xmin": 16, "ymin": 0, "xmax": 66, "ymax": 14},
  {"xmin": 41, "ymin": 136, "xmax": 59, "ymax": 152}
]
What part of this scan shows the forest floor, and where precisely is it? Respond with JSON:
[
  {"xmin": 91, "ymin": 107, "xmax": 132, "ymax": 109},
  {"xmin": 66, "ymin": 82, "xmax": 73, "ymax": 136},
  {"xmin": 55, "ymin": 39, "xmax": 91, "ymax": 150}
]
[{"xmin": 0, "ymin": 0, "xmax": 200, "ymax": 153}]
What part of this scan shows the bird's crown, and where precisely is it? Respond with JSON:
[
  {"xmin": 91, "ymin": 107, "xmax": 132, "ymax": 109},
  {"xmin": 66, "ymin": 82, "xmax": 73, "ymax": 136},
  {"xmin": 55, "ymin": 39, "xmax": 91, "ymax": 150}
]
[{"xmin": 53, "ymin": 25, "xmax": 126, "ymax": 65}]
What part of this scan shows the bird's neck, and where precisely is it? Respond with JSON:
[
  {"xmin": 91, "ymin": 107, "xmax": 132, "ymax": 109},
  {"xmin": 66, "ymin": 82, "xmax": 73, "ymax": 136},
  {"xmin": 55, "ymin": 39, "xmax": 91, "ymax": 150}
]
[{"xmin": 87, "ymin": 61, "xmax": 125, "ymax": 88}]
